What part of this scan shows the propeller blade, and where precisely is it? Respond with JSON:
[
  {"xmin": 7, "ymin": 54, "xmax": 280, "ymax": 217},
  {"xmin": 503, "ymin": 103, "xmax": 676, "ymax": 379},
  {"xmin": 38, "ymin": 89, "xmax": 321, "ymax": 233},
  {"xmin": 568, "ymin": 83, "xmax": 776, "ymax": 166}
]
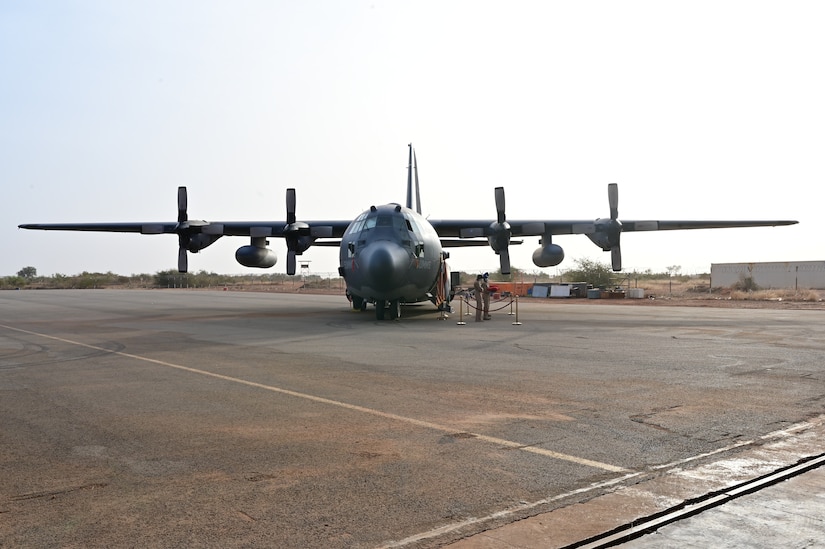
[
  {"xmin": 178, "ymin": 186, "xmax": 188, "ymax": 223},
  {"xmin": 495, "ymin": 187, "xmax": 506, "ymax": 224},
  {"xmin": 286, "ymin": 188, "xmax": 296, "ymax": 225},
  {"xmin": 178, "ymin": 246, "xmax": 188, "ymax": 273},
  {"xmin": 499, "ymin": 249, "xmax": 511, "ymax": 275},
  {"xmin": 287, "ymin": 250, "xmax": 297, "ymax": 276},
  {"xmin": 611, "ymin": 245, "xmax": 622, "ymax": 272},
  {"xmin": 608, "ymin": 183, "xmax": 618, "ymax": 220}
]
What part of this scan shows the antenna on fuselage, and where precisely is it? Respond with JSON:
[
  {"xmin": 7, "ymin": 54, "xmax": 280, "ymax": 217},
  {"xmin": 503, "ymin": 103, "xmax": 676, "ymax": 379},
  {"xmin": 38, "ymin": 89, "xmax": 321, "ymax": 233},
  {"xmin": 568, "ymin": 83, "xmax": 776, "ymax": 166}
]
[{"xmin": 406, "ymin": 143, "xmax": 422, "ymax": 215}]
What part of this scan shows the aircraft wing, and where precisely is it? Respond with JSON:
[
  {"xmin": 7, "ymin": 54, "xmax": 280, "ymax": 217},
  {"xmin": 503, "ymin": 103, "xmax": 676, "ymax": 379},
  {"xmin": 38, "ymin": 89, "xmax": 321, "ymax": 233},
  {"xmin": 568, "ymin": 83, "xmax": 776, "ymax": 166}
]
[
  {"xmin": 18, "ymin": 222, "xmax": 178, "ymax": 233},
  {"xmin": 18, "ymin": 217, "xmax": 351, "ymax": 275},
  {"xmin": 18, "ymin": 184, "xmax": 798, "ymax": 276},
  {"xmin": 434, "ymin": 217, "xmax": 797, "ymax": 274},
  {"xmin": 428, "ymin": 219, "xmax": 797, "ymax": 238},
  {"xmin": 17, "ymin": 220, "xmax": 352, "ymax": 237},
  {"xmin": 617, "ymin": 220, "xmax": 799, "ymax": 232},
  {"xmin": 440, "ymin": 238, "xmax": 523, "ymax": 247},
  {"xmin": 20, "ymin": 219, "xmax": 796, "ymax": 237}
]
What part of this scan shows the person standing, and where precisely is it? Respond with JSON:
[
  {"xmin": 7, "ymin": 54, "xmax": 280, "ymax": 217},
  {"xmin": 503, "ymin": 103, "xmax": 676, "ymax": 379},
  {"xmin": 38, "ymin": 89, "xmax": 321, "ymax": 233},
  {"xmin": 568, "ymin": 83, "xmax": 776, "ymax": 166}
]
[
  {"xmin": 473, "ymin": 275, "xmax": 484, "ymax": 322},
  {"xmin": 482, "ymin": 272, "xmax": 492, "ymax": 320}
]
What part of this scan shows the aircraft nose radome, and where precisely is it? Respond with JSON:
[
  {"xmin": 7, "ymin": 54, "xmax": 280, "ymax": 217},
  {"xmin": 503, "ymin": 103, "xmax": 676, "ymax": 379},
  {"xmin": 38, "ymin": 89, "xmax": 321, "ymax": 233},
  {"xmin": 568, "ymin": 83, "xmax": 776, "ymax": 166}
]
[{"xmin": 361, "ymin": 241, "xmax": 409, "ymax": 291}]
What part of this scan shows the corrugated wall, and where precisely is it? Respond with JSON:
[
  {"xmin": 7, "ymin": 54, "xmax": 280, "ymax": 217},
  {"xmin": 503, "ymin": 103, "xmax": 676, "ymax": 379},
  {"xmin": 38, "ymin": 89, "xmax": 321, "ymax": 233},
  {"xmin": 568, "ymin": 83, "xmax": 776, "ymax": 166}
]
[{"xmin": 711, "ymin": 261, "xmax": 825, "ymax": 289}]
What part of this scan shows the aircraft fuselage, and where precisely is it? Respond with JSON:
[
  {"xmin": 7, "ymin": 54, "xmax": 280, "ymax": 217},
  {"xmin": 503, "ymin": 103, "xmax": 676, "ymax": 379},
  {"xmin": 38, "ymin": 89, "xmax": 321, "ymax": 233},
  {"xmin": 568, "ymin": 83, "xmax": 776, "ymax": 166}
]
[{"xmin": 339, "ymin": 203, "xmax": 445, "ymax": 311}]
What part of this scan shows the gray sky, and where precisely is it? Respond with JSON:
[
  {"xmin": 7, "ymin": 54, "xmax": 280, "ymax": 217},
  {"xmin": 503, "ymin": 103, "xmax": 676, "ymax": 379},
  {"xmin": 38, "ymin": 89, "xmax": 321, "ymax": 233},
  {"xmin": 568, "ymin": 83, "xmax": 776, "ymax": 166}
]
[{"xmin": 3, "ymin": 1, "xmax": 822, "ymax": 277}]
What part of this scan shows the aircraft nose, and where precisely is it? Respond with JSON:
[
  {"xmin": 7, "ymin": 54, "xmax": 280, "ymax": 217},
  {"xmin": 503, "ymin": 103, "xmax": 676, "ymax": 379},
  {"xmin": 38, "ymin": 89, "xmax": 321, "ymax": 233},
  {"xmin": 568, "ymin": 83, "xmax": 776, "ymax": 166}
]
[{"xmin": 361, "ymin": 241, "xmax": 409, "ymax": 291}]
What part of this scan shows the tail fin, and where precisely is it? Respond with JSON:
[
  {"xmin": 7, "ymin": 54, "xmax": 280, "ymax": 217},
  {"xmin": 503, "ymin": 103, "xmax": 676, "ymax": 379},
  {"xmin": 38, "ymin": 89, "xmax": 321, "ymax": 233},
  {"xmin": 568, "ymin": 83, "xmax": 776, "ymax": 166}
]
[{"xmin": 406, "ymin": 144, "xmax": 422, "ymax": 214}]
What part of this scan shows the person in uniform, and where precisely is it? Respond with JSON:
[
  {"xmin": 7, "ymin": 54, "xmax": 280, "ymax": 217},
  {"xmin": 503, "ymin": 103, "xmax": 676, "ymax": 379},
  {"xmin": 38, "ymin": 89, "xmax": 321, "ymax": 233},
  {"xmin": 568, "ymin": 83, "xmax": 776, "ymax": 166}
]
[
  {"xmin": 482, "ymin": 272, "xmax": 491, "ymax": 320},
  {"xmin": 473, "ymin": 274, "xmax": 484, "ymax": 322}
]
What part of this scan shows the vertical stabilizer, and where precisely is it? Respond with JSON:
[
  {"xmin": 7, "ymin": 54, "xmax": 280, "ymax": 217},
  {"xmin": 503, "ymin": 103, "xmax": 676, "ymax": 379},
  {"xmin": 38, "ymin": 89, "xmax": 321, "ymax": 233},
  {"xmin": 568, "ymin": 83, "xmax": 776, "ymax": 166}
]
[
  {"xmin": 406, "ymin": 144, "xmax": 423, "ymax": 214},
  {"xmin": 413, "ymin": 150, "xmax": 421, "ymax": 214},
  {"xmin": 406, "ymin": 144, "xmax": 414, "ymax": 211}
]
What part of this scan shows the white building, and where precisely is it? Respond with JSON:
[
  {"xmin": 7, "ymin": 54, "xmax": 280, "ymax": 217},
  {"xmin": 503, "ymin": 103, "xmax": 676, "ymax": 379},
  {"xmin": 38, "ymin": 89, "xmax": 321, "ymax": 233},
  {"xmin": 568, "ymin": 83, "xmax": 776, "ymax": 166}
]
[{"xmin": 711, "ymin": 261, "xmax": 825, "ymax": 290}]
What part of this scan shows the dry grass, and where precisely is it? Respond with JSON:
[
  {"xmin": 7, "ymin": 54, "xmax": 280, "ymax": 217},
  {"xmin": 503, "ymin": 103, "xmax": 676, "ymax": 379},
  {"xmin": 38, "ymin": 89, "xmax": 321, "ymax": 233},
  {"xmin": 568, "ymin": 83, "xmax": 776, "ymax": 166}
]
[
  {"xmin": 630, "ymin": 278, "xmax": 709, "ymax": 298},
  {"xmin": 728, "ymin": 288, "xmax": 823, "ymax": 302},
  {"xmin": 628, "ymin": 277, "xmax": 824, "ymax": 302}
]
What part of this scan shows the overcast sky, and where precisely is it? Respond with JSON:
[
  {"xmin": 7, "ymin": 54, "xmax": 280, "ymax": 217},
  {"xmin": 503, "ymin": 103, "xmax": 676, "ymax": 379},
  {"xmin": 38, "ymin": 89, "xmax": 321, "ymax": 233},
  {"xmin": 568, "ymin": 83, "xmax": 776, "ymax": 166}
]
[{"xmin": 3, "ymin": 1, "xmax": 822, "ymax": 278}]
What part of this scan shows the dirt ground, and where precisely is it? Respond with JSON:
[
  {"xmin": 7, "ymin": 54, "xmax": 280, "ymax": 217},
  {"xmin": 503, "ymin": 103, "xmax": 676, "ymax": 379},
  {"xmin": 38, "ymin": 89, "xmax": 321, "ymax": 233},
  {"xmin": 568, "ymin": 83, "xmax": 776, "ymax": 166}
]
[{"xmin": 214, "ymin": 279, "xmax": 825, "ymax": 311}]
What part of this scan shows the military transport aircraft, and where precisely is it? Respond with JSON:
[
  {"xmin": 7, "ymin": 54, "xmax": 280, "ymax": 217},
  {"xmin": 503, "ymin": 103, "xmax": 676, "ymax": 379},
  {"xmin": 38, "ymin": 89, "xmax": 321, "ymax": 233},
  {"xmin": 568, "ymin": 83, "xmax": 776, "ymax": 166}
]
[{"xmin": 19, "ymin": 145, "xmax": 797, "ymax": 320}]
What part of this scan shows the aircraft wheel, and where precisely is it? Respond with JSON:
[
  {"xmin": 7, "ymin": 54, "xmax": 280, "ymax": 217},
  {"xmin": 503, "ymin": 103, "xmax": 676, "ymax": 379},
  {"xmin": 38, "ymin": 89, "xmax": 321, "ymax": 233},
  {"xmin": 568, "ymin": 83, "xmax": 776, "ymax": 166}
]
[
  {"xmin": 375, "ymin": 300, "xmax": 386, "ymax": 320},
  {"xmin": 352, "ymin": 295, "xmax": 364, "ymax": 311}
]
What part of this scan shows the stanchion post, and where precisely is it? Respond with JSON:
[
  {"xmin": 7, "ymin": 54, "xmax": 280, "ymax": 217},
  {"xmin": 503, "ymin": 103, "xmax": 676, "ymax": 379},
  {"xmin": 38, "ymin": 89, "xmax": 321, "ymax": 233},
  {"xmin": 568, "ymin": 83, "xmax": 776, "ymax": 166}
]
[
  {"xmin": 456, "ymin": 295, "xmax": 466, "ymax": 325},
  {"xmin": 508, "ymin": 294, "xmax": 515, "ymax": 315},
  {"xmin": 512, "ymin": 295, "xmax": 522, "ymax": 326}
]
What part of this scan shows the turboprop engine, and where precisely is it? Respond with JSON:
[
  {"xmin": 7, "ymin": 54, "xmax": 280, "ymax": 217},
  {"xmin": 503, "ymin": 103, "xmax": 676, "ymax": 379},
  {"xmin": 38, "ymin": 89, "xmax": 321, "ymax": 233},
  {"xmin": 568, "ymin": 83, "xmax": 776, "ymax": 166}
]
[{"xmin": 532, "ymin": 242, "xmax": 565, "ymax": 268}]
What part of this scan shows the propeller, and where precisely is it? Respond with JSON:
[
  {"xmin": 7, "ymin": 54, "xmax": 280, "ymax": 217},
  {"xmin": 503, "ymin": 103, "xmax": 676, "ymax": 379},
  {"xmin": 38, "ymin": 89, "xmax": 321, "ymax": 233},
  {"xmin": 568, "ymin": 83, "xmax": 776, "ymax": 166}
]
[
  {"xmin": 177, "ymin": 187, "xmax": 190, "ymax": 272},
  {"xmin": 490, "ymin": 186, "xmax": 512, "ymax": 274},
  {"xmin": 174, "ymin": 186, "xmax": 223, "ymax": 273},
  {"xmin": 607, "ymin": 183, "xmax": 622, "ymax": 271},
  {"xmin": 281, "ymin": 188, "xmax": 334, "ymax": 275},
  {"xmin": 283, "ymin": 188, "xmax": 307, "ymax": 275},
  {"xmin": 583, "ymin": 183, "xmax": 624, "ymax": 271}
]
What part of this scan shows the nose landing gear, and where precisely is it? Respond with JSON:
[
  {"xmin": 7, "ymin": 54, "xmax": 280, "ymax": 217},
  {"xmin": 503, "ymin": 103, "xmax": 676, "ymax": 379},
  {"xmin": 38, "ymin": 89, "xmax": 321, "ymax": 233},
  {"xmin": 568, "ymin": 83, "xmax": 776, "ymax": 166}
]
[{"xmin": 374, "ymin": 299, "xmax": 401, "ymax": 321}]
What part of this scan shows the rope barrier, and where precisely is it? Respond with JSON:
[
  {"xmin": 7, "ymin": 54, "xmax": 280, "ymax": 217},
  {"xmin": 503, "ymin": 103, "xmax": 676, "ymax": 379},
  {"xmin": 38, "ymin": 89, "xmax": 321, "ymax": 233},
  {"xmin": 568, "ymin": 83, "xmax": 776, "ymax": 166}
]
[
  {"xmin": 460, "ymin": 293, "xmax": 515, "ymax": 313},
  {"xmin": 453, "ymin": 291, "xmax": 523, "ymax": 325}
]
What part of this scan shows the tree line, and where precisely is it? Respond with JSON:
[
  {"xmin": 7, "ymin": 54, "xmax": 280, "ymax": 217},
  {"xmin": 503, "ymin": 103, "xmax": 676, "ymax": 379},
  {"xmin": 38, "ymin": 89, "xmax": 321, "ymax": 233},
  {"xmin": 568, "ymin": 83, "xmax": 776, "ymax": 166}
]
[
  {"xmin": 2, "ymin": 267, "xmax": 305, "ymax": 290},
  {"xmin": 4, "ymin": 261, "xmax": 702, "ymax": 291}
]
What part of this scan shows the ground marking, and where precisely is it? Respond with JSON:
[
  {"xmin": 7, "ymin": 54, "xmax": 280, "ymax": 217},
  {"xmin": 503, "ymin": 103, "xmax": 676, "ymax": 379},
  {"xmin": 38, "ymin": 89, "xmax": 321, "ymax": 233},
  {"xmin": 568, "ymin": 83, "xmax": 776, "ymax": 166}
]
[
  {"xmin": 2, "ymin": 324, "xmax": 627, "ymax": 473},
  {"xmin": 380, "ymin": 415, "xmax": 825, "ymax": 548}
]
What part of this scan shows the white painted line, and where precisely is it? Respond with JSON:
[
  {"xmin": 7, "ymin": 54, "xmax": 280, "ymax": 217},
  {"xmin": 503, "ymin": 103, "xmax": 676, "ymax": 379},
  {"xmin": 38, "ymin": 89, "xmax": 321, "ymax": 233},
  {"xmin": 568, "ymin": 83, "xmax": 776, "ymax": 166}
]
[
  {"xmin": 384, "ymin": 416, "xmax": 825, "ymax": 548},
  {"xmin": 2, "ymin": 324, "xmax": 629, "ymax": 474},
  {"xmin": 379, "ymin": 471, "xmax": 645, "ymax": 548},
  {"xmin": 650, "ymin": 415, "xmax": 825, "ymax": 472}
]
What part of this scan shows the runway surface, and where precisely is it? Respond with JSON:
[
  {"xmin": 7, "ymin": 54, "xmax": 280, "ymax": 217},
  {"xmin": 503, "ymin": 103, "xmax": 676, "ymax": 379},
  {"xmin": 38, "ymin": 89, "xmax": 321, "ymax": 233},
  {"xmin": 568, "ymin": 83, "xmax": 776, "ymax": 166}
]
[{"xmin": 1, "ymin": 290, "xmax": 823, "ymax": 548}]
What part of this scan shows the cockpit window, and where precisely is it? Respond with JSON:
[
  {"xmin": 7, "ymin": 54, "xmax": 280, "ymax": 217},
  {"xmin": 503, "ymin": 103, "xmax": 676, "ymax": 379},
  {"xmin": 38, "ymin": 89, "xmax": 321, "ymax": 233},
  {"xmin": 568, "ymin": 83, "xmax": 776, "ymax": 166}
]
[
  {"xmin": 344, "ymin": 212, "xmax": 368, "ymax": 236},
  {"xmin": 363, "ymin": 214, "xmax": 405, "ymax": 231},
  {"xmin": 404, "ymin": 215, "xmax": 420, "ymax": 237},
  {"xmin": 346, "ymin": 210, "xmax": 410, "ymax": 238}
]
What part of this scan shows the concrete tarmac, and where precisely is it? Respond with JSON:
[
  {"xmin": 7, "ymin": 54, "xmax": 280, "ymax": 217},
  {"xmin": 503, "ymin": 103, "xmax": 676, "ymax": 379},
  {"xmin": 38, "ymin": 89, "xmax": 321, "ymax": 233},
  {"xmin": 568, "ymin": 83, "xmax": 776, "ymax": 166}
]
[{"xmin": 1, "ymin": 290, "xmax": 823, "ymax": 548}]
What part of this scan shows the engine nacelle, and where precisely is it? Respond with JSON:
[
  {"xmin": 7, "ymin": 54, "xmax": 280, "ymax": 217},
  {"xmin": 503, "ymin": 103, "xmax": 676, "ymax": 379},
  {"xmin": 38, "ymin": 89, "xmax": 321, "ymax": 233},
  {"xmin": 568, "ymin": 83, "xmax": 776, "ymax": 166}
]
[
  {"xmin": 487, "ymin": 221, "xmax": 511, "ymax": 253},
  {"xmin": 185, "ymin": 233, "xmax": 222, "ymax": 253},
  {"xmin": 586, "ymin": 218, "xmax": 622, "ymax": 251},
  {"xmin": 532, "ymin": 243, "xmax": 565, "ymax": 268},
  {"xmin": 235, "ymin": 245, "xmax": 277, "ymax": 268}
]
